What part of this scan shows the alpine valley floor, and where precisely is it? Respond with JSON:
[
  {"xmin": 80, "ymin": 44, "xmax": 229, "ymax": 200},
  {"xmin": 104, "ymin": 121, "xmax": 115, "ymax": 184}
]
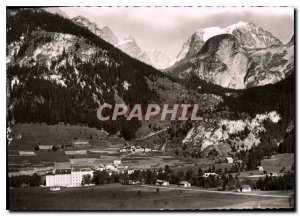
[{"xmin": 9, "ymin": 184, "xmax": 294, "ymax": 210}]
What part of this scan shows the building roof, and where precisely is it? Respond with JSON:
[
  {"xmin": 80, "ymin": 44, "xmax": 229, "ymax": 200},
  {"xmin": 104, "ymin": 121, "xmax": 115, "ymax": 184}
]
[
  {"xmin": 156, "ymin": 179, "xmax": 168, "ymax": 183},
  {"xmin": 72, "ymin": 140, "xmax": 89, "ymax": 144},
  {"xmin": 179, "ymin": 181, "xmax": 190, "ymax": 184},
  {"xmin": 54, "ymin": 169, "xmax": 72, "ymax": 175}
]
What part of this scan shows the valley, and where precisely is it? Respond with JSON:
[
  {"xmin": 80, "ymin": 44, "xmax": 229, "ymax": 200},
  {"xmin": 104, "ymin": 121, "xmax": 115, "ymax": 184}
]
[{"xmin": 6, "ymin": 7, "xmax": 295, "ymax": 211}]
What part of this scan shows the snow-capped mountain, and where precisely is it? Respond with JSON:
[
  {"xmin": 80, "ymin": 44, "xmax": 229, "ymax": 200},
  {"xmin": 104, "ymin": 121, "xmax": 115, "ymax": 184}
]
[
  {"xmin": 72, "ymin": 15, "xmax": 119, "ymax": 45},
  {"xmin": 72, "ymin": 15, "xmax": 171, "ymax": 70},
  {"xmin": 244, "ymin": 35, "xmax": 294, "ymax": 87},
  {"xmin": 6, "ymin": 8, "xmax": 295, "ymax": 159},
  {"xmin": 101, "ymin": 26, "xmax": 119, "ymax": 45},
  {"xmin": 167, "ymin": 21, "xmax": 293, "ymax": 89},
  {"xmin": 175, "ymin": 32, "xmax": 205, "ymax": 63},
  {"xmin": 169, "ymin": 34, "xmax": 251, "ymax": 89},
  {"xmin": 117, "ymin": 37, "xmax": 173, "ymax": 69},
  {"xmin": 173, "ymin": 21, "xmax": 282, "ymax": 64},
  {"xmin": 146, "ymin": 49, "xmax": 172, "ymax": 69},
  {"xmin": 230, "ymin": 22, "xmax": 282, "ymax": 48},
  {"xmin": 117, "ymin": 34, "xmax": 151, "ymax": 64}
]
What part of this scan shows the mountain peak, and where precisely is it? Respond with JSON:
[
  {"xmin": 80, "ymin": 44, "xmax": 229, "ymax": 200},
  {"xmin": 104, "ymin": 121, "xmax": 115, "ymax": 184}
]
[
  {"xmin": 72, "ymin": 15, "xmax": 92, "ymax": 25},
  {"xmin": 42, "ymin": 7, "xmax": 69, "ymax": 19},
  {"xmin": 227, "ymin": 21, "xmax": 249, "ymax": 31},
  {"xmin": 173, "ymin": 21, "xmax": 283, "ymax": 65},
  {"xmin": 123, "ymin": 34, "xmax": 135, "ymax": 41},
  {"xmin": 286, "ymin": 35, "xmax": 294, "ymax": 47},
  {"xmin": 101, "ymin": 26, "xmax": 119, "ymax": 45},
  {"xmin": 72, "ymin": 16, "xmax": 119, "ymax": 46}
]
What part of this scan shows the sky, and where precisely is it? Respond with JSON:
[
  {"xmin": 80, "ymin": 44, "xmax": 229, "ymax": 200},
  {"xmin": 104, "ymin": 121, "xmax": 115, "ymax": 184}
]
[{"xmin": 61, "ymin": 7, "xmax": 294, "ymax": 59}]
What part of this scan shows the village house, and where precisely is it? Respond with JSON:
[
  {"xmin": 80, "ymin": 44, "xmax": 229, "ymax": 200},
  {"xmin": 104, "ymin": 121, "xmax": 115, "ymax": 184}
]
[
  {"xmin": 225, "ymin": 157, "xmax": 233, "ymax": 164},
  {"xmin": 134, "ymin": 146, "xmax": 143, "ymax": 152},
  {"xmin": 235, "ymin": 160, "xmax": 243, "ymax": 165},
  {"xmin": 105, "ymin": 164, "xmax": 118, "ymax": 172},
  {"xmin": 257, "ymin": 166, "xmax": 264, "ymax": 172},
  {"xmin": 120, "ymin": 145, "xmax": 152, "ymax": 153},
  {"xmin": 128, "ymin": 180, "xmax": 140, "ymax": 185},
  {"xmin": 240, "ymin": 185, "xmax": 251, "ymax": 192},
  {"xmin": 39, "ymin": 144, "xmax": 53, "ymax": 150},
  {"xmin": 268, "ymin": 172, "xmax": 278, "ymax": 177},
  {"xmin": 127, "ymin": 169, "xmax": 134, "ymax": 175},
  {"xmin": 143, "ymin": 147, "xmax": 151, "ymax": 152},
  {"xmin": 64, "ymin": 150, "xmax": 87, "ymax": 155},
  {"xmin": 72, "ymin": 140, "xmax": 90, "ymax": 146},
  {"xmin": 203, "ymin": 173, "xmax": 218, "ymax": 178},
  {"xmin": 18, "ymin": 151, "xmax": 36, "ymax": 156},
  {"xmin": 94, "ymin": 164, "xmax": 105, "ymax": 171},
  {"xmin": 179, "ymin": 181, "xmax": 191, "ymax": 187},
  {"xmin": 156, "ymin": 179, "xmax": 169, "ymax": 186},
  {"xmin": 119, "ymin": 148, "xmax": 127, "ymax": 152},
  {"xmin": 113, "ymin": 160, "xmax": 121, "ymax": 165}
]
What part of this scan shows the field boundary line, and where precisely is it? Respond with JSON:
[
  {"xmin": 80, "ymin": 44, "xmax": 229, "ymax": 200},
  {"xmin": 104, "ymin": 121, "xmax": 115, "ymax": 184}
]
[{"xmin": 140, "ymin": 185, "xmax": 291, "ymax": 198}]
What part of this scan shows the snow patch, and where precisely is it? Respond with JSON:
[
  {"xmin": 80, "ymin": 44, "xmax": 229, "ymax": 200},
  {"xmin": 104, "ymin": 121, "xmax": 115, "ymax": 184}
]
[{"xmin": 122, "ymin": 81, "xmax": 130, "ymax": 90}]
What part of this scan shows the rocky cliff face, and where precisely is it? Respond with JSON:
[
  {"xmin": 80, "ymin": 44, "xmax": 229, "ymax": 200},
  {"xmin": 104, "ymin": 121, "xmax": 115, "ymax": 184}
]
[
  {"xmin": 72, "ymin": 16, "xmax": 119, "ymax": 46},
  {"xmin": 168, "ymin": 34, "xmax": 251, "ymax": 89},
  {"xmin": 173, "ymin": 21, "xmax": 283, "ymax": 66},
  {"xmin": 245, "ymin": 42, "xmax": 294, "ymax": 87},
  {"xmin": 167, "ymin": 22, "xmax": 293, "ymax": 89}
]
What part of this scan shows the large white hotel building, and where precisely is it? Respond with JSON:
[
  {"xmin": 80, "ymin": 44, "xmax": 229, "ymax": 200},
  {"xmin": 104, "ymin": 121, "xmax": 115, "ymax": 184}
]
[{"xmin": 46, "ymin": 169, "xmax": 93, "ymax": 187}]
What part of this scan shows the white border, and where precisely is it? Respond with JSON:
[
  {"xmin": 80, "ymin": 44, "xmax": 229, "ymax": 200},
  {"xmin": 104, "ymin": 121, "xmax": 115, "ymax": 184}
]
[{"xmin": 1, "ymin": 0, "xmax": 298, "ymax": 215}]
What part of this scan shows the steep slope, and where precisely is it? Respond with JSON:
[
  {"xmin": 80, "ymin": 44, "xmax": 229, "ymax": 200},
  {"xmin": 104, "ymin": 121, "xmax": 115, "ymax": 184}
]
[
  {"xmin": 5, "ymin": 9, "xmax": 157, "ymax": 139},
  {"xmin": 245, "ymin": 40, "xmax": 294, "ymax": 87},
  {"xmin": 117, "ymin": 34, "xmax": 152, "ymax": 65},
  {"xmin": 168, "ymin": 34, "xmax": 250, "ymax": 89},
  {"xmin": 175, "ymin": 32, "xmax": 205, "ymax": 63},
  {"xmin": 167, "ymin": 23, "xmax": 293, "ymax": 89},
  {"xmin": 150, "ymin": 72, "xmax": 294, "ymax": 157},
  {"xmin": 72, "ymin": 15, "xmax": 119, "ymax": 45},
  {"xmin": 173, "ymin": 21, "xmax": 282, "ymax": 65},
  {"xmin": 230, "ymin": 22, "xmax": 282, "ymax": 49},
  {"xmin": 42, "ymin": 7, "xmax": 69, "ymax": 19},
  {"xmin": 101, "ymin": 26, "xmax": 119, "ymax": 45},
  {"xmin": 7, "ymin": 9, "xmax": 216, "ymax": 140},
  {"xmin": 72, "ymin": 15, "xmax": 172, "ymax": 70}
]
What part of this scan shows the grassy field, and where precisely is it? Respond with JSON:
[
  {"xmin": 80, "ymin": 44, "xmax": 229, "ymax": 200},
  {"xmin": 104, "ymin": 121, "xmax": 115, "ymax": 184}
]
[
  {"xmin": 9, "ymin": 123, "xmax": 109, "ymax": 150},
  {"xmin": 235, "ymin": 153, "xmax": 294, "ymax": 180},
  {"xmin": 8, "ymin": 124, "xmax": 126, "ymax": 169},
  {"xmin": 8, "ymin": 124, "xmax": 201, "ymax": 174},
  {"xmin": 8, "ymin": 184, "xmax": 294, "ymax": 210},
  {"xmin": 261, "ymin": 154, "xmax": 294, "ymax": 173}
]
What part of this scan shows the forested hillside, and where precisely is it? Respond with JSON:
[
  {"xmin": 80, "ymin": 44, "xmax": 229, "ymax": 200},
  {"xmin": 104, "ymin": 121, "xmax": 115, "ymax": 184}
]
[{"xmin": 6, "ymin": 9, "xmax": 170, "ymax": 139}]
